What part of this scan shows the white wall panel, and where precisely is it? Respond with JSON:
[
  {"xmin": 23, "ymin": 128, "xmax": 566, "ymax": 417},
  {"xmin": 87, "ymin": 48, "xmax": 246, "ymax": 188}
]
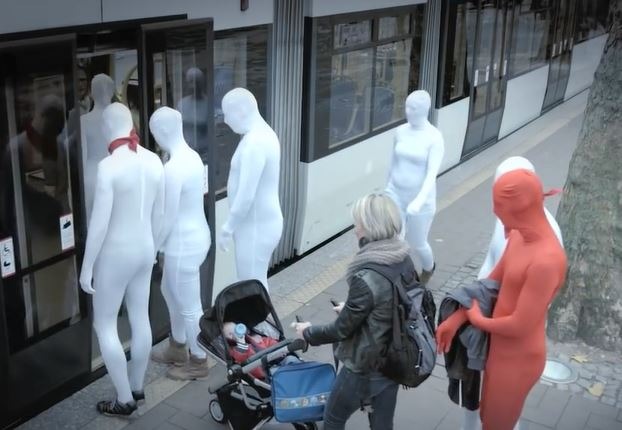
[
  {"xmin": 295, "ymin": 129, "xmax": 395, "ymax": 254},
  {"xmin": 102, "ymin": 0, "xmax": 273, "ymax": 31},
  {"xmin": 499, "ymin": 65, "xmax": 549, "ymax": 139},
  {"xmin": 435, "ymin": 97, "xmax": 469, "ymax": 172},
  {"xmin": 0, "ymin": 0, "xmax": 100, "ymax": 34},
  {"xmin": 212, "ymin": 198, "xmax": 238, "ymax": 302},
  {"xmin": 564, "ymin": 34, "xmax": 607, "ymax": 100},
  {"xmin": 307, "ymin": 0, "xmax": 426, "ymax": 17}
]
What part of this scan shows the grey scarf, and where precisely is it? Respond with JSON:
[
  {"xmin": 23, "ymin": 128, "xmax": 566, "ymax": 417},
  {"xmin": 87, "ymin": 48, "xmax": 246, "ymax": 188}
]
[{"xmin": 345, "ymin": 237, "xmax": 410, "ymax": 281}]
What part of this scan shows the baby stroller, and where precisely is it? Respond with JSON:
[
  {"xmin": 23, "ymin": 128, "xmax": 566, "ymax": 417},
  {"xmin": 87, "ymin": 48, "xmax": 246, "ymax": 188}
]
[{"xmin": 198, "ymin": 279, "xmax": 320, "ymax": 430}]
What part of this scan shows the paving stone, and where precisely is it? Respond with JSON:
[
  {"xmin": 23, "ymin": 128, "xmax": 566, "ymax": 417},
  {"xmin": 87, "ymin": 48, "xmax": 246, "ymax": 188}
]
[
  {"xmin": 586, "ymin": 412, "xmax": 622, "ymax": 430},
  {"xmin": 578, "ymin": 379, "xmax": 593, "ymax": 389},
  {"xmin": 124, "ymin": 403, "xmax": 178, "ymax": 430},
  {"xmin": 167, "ymin": 411, "xmax": 209, "ymax": 430},
  {"xmin": 163, "ymin": 383, "xmax": 210, "ymax": 418},
  {"xmin": 569, "ymin": 384, "xmax": 585, "ymax": 394},
  {"xmin": 601, "ymin": 397, "xmax": 616, "ymax": 406},
  {"xmin": 523, "ymin": 387, "xmax": 569, "ymax": 427}
]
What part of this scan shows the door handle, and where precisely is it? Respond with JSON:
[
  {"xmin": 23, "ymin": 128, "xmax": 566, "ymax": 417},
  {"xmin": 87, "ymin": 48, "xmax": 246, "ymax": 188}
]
[
  {"xmin": 485, "ymin": 65, "xmax": 490, "ymax": 83},
  {"xmin": 502, "ymin": 59, "xmax": 508, "ymax": 77},
  {"xmin": 474, "ymin": 69, "xmax": 479, "ymax": 86},
  {"xmin": 552, "ymin": 43, "xmax": 556, "ymax": 56}
]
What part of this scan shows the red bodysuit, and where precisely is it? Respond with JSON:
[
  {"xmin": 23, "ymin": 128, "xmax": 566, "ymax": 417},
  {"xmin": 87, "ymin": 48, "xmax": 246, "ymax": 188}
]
[{"xmin": 437, "ymin": 169, "xmax": 567, "ymax": 430}]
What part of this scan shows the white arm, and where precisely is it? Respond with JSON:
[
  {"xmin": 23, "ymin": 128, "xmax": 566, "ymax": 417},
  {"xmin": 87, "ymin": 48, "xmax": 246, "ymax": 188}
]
[
  {"xmin": 152, "ymin": 166, "xmax": 166, "ymax": 252},
  {"xmin": 223, "ymin": 141, "xmax": 266, "ymax": 233},
  {"xmin": 478, "ymin": 218, "xmax": 507, "ymax": 279},
  {"xmin": 386, "ymin": 134, "xmax": 398, "ymax": 184},
  {"xmin": 79, "ymin": 163, "xmax": 113, "ymax": 294},
  {"xmin": 408, "ymin": 135, "xmax": 444, "ymax": 213},
  {"xmin": 156, "ymin": 164, "xmax": 182, "ymax": 251}
]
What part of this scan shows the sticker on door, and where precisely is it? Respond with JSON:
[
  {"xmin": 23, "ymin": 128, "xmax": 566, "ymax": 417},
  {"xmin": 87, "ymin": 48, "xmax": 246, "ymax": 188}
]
[
  {"xmin": 1, "ymin": 236, "xmax": 16, "ymax": 278},
  {"xmin": 59, "ymin": 213, "xmax": 75, "ymax": 251}
]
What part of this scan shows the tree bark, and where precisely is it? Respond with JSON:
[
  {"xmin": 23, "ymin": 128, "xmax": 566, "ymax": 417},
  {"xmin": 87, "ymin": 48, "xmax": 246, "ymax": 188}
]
[{"xmin": 547, "ymin": 0, "xmax": 622, "ymax": 351}]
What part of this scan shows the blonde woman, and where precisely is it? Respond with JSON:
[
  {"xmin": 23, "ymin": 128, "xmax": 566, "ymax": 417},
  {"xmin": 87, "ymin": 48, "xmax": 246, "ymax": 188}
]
[{"xmin": 293, "ymin": 193, "xmax": 414, "ymax": 430}]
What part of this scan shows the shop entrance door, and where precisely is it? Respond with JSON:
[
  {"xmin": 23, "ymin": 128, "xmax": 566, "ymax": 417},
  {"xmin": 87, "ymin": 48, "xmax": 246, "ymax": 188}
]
[
  {"xmin": 542, "ymin": 0, "xmax": 576, "ymax": 112},
  {"xmin": 462, "ymin": 0, "xmax": 513, "ymax": 157},
  {"xmin": 0, "ymin": 35, "xmax": 90, "ymax": 428},
  {"xmin": 139, "ymin": 19, "xmax": 216, "ymax": 336}
]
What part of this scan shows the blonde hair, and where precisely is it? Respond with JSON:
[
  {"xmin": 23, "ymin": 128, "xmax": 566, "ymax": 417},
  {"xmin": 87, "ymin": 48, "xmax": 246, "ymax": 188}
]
[{"xmin": 351, "ymin": 193, "xmax": 402, "ymax": 241}]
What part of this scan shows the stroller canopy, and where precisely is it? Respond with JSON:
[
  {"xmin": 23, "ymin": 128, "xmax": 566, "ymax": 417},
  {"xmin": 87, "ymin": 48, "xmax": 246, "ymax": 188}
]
[{"xmin": 200, "ymin": 280, "xmax": 283, "ymax": 348}]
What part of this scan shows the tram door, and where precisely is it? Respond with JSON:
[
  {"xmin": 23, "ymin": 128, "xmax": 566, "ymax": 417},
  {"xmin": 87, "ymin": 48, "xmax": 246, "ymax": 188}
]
[
  {"xmin": 462, "ymin": 0, "xmax": 513, "ymax": 157},
  {"xmin": 542, "ymin": 0, "xmax": 577, "ymax": 112},
  {"xmin": 0, "ymin": 35, "xmax": 91, "ymax": 428},
  {"xmin": 139, "ymin": 18, "xmax": 216, "ymax": 329}
]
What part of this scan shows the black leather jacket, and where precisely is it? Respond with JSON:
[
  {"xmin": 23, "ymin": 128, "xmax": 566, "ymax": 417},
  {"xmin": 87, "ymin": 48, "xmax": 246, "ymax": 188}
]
[{"xmin": 303, "ymin": 258, "xmax": 412, "ymax": 373}]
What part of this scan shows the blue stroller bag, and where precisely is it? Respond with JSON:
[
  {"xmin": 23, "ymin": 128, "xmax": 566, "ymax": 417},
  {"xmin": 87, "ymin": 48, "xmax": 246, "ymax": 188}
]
[{"xmin": 271, "ymin": 361, "xmax": 335, "ymax": 423}]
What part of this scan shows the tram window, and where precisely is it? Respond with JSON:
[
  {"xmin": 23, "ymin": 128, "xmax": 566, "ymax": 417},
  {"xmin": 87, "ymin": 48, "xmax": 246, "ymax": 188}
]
[
  {"xmin": 213, "ymin": 25, "xmax": 269, "ymax": 196},
  {"xmin": 509, "ymin": 1, "xmax": 552, "ymax": 77},
  {"xmin": 378, "ymin": 15, "xmax": 410, "ymax": 40},
  {"xmin": 305, "ymin": 6, "xmax": 424, "ymax": 160},
  {"xmin": 373, "ymin": 40, "xmax": 412, "ymax": 130},
  {"xmin": 575, "ymin": 0, "xmax": 609, "ymax": 43},
  {"xmin": 439, "ymin": 1, "xmax": 472, "ymax": 107}
]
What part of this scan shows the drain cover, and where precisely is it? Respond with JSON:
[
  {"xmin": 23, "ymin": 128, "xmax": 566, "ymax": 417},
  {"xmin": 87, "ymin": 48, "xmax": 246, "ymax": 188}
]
[{"xmin": 541, "ymin": 359, "xmax": 577, "ymax": 384}]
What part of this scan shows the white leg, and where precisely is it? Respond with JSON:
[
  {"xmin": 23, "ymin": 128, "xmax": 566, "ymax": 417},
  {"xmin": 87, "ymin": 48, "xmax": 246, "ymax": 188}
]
[
  {"xmin": 92, "ymin": 260, "xmax": 133, "ymax": 404},
  {"xmin": 164, "ymin": 254, "xmax": 207, "ymax": 359},
  {"xmin": 462, "ymin": 408, "xmax": 482, "ymax": 430},
  {"xmin": 161, "ymin": 257, "xmax": 187, "ymax": 343},
  {"xmin": 234, "ymin": 220, "xmax": 281, "ymax": 292},
  {"xmin": 405, "ymin": 211, "xmax": 435, "ymax": 271},
  {"xmin": 125, "ymin": 258, "xmax": 153, "ymax": 392}
]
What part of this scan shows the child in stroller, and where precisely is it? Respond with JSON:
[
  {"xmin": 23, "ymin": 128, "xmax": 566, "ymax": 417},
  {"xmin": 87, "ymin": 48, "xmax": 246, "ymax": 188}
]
[{"xmin": 198, "ymin": 279, "xmax": 318, "ymax": 430}]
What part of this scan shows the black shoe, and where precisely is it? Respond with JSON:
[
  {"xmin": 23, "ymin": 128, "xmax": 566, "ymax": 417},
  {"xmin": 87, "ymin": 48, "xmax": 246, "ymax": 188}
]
[
  {"xmin": 96, "ymin": 399, "xmax": 137, "ymax": 417},
  {"xmin": 132, "ymin": 390, "xmax": 145, "ymax": 403}
]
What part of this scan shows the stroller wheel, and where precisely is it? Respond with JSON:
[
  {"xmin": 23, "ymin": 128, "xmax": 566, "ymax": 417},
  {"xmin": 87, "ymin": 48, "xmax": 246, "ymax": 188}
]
[
  {"xmin": 292, "ymin": 423, "xmax": 317, "ymax": 430},
  {"xmin": 208, "ymin": 399, "xmax": 226, "ymax": 424}
]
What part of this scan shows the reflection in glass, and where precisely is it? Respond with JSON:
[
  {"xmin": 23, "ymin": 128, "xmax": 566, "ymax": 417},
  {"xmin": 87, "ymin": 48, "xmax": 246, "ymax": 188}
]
[
  {"xmin": 34, "ymin": 257, "xmax": 80, "ymax": 332},
  {"xmin": 473, "ymin": 2, "xmax": 496, "ymax": 118},
  {"xmin": 329, "ymin": 49, "xmax": 373, "ymax": 147},
  {"xmin": 378, "ymin": 15, "xmax": 410, "ymax": 40},
  {"xmin": 334, "ymin": 20, "xmax": 371, "ymax": 49},
  {"xmin": 373, "ymin": 40, "xmax": 412, "ymax": 129},
  {"xmin": 213, "ymin": 27, "xmax": 269, "ymax": 194},
  {"xmin": 0, "ymin": 50, "xmax": 83, "ymax": 353}
]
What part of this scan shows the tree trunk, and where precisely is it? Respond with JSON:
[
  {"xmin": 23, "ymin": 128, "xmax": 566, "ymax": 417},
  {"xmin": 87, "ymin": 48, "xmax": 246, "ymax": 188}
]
[{"xmin": 547, "ymin": 0, "xmax": 622, "ymax": 351}]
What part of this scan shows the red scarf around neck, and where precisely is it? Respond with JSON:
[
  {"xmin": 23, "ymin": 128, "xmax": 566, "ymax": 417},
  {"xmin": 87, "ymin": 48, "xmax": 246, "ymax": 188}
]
[{"xmin": 108, "ymin": 129, "xmax": 139, "ymax": 154}]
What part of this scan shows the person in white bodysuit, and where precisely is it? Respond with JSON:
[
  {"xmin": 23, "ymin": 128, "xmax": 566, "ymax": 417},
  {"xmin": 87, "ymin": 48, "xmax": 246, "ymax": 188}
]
[
  {"xmin": 385, "ymin": 90, "xmax": 444, "ymax": 284},
  {"xmin": 79, "ymin": 103, "xmax": 164, "ymax": 417},
  {"xmin": 458, "ymin": 156, "xmax": 564, "ymax": 430},
  {"xmin": 81, "ymin": 74, "xmax": 115, "ymax": 222},
  {"xmin": 148, "ymin": 107, "xmax": 211, "ymax": 380},
  {"xmin": 478, "ymin": 156, "xmax": 564, "ymax": 278},
  {"xmin": 218, "ymin": 88, "xmax": 283, "ymax": 292}
]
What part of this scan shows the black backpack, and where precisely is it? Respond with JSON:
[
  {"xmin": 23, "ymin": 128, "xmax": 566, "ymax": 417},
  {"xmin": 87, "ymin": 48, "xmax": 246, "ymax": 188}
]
[{"xmin": 367, "ymin": 260, "xmax": 437, "ymax": 388}]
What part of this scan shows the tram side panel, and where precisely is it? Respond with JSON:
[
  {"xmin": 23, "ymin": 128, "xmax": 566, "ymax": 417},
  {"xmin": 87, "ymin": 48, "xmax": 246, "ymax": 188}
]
[
  {"xmin": 564, "ymin": 34, "xmax": 607, "ymax": 101},
  {"xmin": 0, "ymin": 0, "xmax": 101, "ymax": 34},
  {"xmin": 435, "ymin": 97, "xmax": 470, "ymax": 172},
  {"xmin": 499, "ymin": 65, "xmax": 550, "ymax": 139},
  {"xmin": 295, "ymin": 130, "xmax": 394, "ymax": 255}
]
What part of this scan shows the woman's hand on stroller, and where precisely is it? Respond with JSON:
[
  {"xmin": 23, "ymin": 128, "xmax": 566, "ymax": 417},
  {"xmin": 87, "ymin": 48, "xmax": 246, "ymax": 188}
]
[{"xmin": 291, "ymin": 321, "xmax": 312, "ymax": 339}]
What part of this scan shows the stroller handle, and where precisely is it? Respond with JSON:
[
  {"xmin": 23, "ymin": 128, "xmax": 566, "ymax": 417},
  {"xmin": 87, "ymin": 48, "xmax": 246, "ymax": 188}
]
[{"xmin": 208, "ymin": 338, "xmax": 309, "ymax": 393}]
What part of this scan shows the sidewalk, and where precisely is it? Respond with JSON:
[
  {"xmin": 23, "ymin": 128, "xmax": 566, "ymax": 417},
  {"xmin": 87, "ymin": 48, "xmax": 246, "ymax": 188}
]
[{"xmin": 19, "ymin": 90, "xmax": 622, "ymax": 430}]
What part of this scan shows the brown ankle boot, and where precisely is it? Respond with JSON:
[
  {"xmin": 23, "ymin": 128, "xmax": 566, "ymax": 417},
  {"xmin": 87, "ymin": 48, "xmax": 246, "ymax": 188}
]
[
  {"xmin": 419, "ymin": 263, "xmax": 436, "ymax": 285},
  {"xmin": 166, "ymin": 354, "xmax": 209, "ymax": 380},
  {"xmin": 151, "ymin": 337, "xmax": 188, "ymax": 366}
]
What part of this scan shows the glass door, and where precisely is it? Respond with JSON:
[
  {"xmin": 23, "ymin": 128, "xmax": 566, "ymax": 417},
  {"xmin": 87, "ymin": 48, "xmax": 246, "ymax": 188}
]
[
  {"xmin": 139, "ymin": 19, "xmax": 216, "ymax": 338},
  {"xmin": 542, "ymin": 0, "xmax": 576, "ymax": 111},
  {"xmin": 462, "ymin": 0, "xmax": 512, "ymax": 156},
  {"xmin": 0, "ymin": 34, "xmax": 90, "ymax": 426}
]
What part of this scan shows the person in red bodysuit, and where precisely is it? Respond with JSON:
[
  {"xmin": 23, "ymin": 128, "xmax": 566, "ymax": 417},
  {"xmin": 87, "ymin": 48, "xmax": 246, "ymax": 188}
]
[{"xmin": 436, "ymin": 169, "xmax": 567, "ymax": 430}]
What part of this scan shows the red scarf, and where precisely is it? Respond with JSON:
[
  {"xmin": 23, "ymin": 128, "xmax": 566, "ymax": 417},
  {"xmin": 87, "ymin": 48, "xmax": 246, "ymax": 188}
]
[{"xmin": 108, "ymin": 129, "xmax": 139, "ymax": 154}]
